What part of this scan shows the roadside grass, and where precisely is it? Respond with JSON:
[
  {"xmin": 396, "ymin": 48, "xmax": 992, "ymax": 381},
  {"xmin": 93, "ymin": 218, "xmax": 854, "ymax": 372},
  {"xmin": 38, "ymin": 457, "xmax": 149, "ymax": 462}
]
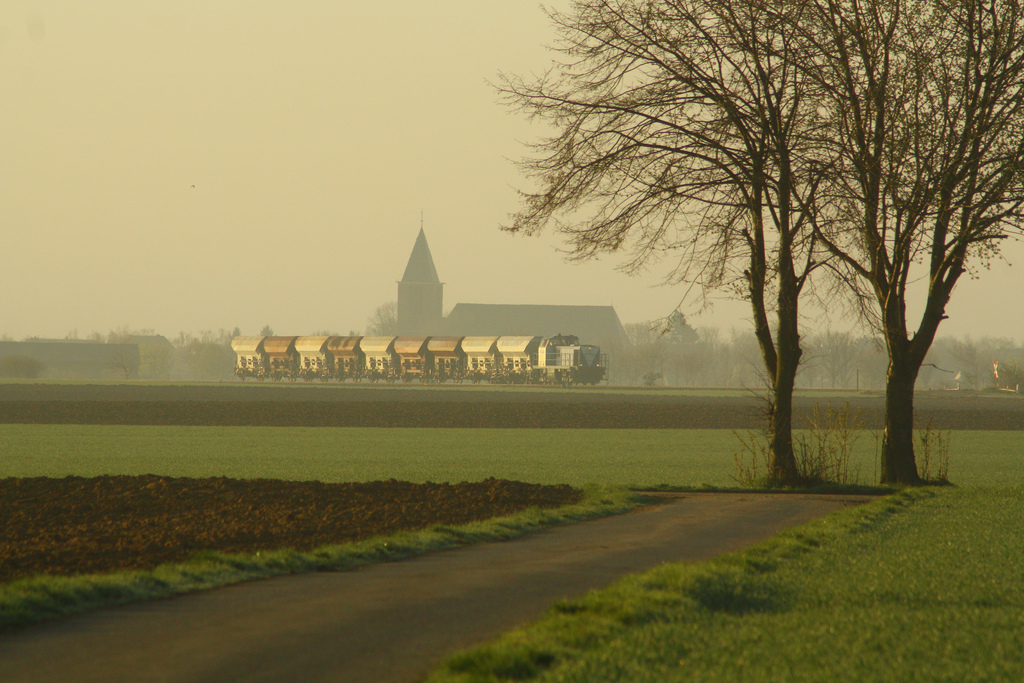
[
  {"xmin": 0, "ymin": 485, "xmax": 640, "ymax": 632},
  {"xmin": 427, "ymin": 486, "xmax": 1024, "ymax": 682},
  {"xmin": 1, "ymin": 425, "xmax": 1020, "ymax": 488}
]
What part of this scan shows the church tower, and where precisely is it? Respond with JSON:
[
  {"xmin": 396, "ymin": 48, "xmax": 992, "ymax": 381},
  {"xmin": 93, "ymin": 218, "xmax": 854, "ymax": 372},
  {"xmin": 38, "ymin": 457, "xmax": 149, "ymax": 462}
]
[{"xmin": 397, "ymin": 228, "xmax": 444, "ymax": 335}]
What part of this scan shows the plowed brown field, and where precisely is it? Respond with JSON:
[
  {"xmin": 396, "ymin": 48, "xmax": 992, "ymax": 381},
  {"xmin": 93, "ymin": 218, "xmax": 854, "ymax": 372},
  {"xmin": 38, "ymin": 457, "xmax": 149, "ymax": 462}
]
[{"xmin": 0, "ymin": 476, "xmax": 579, "ymax": 585}]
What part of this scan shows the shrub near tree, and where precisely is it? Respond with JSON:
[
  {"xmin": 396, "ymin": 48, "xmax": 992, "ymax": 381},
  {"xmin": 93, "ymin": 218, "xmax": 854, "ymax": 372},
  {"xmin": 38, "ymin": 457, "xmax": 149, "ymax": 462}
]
[
  {"xmin": 996, "ymin": 360, "xmax": 1024, "ymax": 392},
  {"xmin": 173, "ymin": 329, "xmax": 239, "ymax": 380}
]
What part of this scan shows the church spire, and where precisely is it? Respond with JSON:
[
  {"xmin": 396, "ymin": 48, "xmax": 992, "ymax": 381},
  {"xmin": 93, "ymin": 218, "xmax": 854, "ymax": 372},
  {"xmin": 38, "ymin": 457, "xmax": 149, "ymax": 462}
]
[
  {"xmin": 400, "ymin": 227, "xmax": 440, "ymax": 284},
  {"xmin": 397, "ymin": 224, "xmax": 445, "ymax": 335}
]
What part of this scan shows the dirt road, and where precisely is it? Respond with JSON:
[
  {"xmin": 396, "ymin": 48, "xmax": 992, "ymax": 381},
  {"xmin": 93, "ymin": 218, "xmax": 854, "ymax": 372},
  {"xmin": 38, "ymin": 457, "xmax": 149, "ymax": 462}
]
[{"xmin": 0, "ymin": 492, "xmax": 875, "ymax": 683}]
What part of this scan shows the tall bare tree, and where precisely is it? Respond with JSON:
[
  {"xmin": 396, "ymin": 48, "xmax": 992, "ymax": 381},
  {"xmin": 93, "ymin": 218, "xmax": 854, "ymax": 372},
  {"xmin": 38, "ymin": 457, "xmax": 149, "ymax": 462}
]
[
  {"xmin": 107, "ymin": 345, "xmax": 140, "ymax": 380},
  {"xmin": 805, "ymin": 0, "xmax": 1024, "ymax": 482},
  {"xmin": 501, "ymin": 0, "xmax": 829, "ymax": 480},
  {"xmin": 365, "ymin": 301, "xmax": 399, "ymax": 336},
  {"xmin": 806, "ymin": 329, "xmax": 860, "ymax": 388}
]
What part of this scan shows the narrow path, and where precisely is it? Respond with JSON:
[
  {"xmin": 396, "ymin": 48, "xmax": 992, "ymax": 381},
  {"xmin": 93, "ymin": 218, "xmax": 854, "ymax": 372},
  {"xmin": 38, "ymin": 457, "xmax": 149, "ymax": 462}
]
[{"xmin": 0, "ymin": 493, "xmax": 873, "ymax": 683}]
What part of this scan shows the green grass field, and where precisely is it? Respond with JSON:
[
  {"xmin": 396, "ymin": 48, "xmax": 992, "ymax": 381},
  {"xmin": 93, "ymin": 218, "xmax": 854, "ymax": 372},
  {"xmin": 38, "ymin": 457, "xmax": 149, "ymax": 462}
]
[
  {"xmin": 3, "ymin": 423, "xmax": 1022, "ymax": 678},
  {"xmin": 0, "ymin": 424, "xmax": 1020, "ymax": 488},
  {"xmin": 427, "ymin": 486, "xmax": 1024, "ymax": 682}
]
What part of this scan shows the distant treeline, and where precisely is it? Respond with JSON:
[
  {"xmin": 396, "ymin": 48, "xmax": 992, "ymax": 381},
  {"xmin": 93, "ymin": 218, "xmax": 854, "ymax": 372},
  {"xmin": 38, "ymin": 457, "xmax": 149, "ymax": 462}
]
[
  {"xmin": 613, "ymin": 315, "xmax": 1023, "ymax": 391},
  {"xmin": 2, "ymin": 322, "xmax": 1021, "ymax": 389}
]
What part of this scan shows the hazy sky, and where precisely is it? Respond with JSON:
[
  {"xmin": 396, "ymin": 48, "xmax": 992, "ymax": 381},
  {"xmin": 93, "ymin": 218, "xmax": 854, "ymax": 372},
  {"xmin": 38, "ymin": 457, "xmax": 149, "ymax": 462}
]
[{"xmin": 2, "ymin": 1, "xmax": 1021, "ymax": 342}]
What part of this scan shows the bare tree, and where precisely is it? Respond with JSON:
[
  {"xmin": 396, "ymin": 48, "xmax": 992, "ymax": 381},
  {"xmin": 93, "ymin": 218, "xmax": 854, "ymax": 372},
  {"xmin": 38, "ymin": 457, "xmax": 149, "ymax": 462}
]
[
  {"xmin": 623, "ymin": 321, "xmax": 668, "ymax": 385},
  {"xmin": 365, "ymin": 301, "xmax": 399, "ymax": 336},
  {"xmin": 691, "ymin": 327, "xmax": 724, "ymax": 386},
  {"xmin": 805, "ymin": 329, "xmax": 859, "ymax": 388},
  {"xmin": 947, "ymin": 337, "xmax": 985, "ymax": 390},
  {"xmin": 806, "ymin": 0, "xmax": 1024, "ymax": 482},
  {"xmin": 931, "ymin": 335, "xmax": 1015, "ymax": 390},
  {"xmin": 104, "ymin": 326, "xmax": 141, "ymax": 379},
  {"xmin": 106, "ymin": 325, "xmax": 134, "ymax": 345},
  {"xmin": 500, "ymin": 0, "xmax": 830, "ymax": 481},
  {"xmin": 107, "ymin": 345, "xmax": 140, "ymax": 380}
]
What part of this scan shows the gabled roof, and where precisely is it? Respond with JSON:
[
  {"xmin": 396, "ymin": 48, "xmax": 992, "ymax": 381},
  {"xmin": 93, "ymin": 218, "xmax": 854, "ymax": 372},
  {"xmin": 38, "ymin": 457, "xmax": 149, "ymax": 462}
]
[
  {"xmin": 443, "ymin": 304, "xmax": 629, "ymax": 349},
  {"xmin": 127, "ymin": 335, "xmax": 174, "ymax": 348},
  {"xmin": 400, "ymin": 228, "xmax": 440, "ymax": 284}
]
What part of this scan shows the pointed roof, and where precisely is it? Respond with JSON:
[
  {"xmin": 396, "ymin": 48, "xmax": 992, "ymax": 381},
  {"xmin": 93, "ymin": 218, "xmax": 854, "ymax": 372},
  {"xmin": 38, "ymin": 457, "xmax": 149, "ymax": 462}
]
[{"xmin": 400, "ymin": 228, "xmax": 440, "ymax": 283}]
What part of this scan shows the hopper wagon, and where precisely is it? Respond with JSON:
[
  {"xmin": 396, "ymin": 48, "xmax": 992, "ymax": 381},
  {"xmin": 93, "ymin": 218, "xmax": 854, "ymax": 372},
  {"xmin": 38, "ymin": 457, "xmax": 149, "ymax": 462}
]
[
  {"xmin": 360, "ymin": 336, "xmax": 399, "ymax": 382},
  {"xmin": 495, "ymin": 336, "xmax": 541, "ymax": 384},
  {"xmin": 295, "ymin": 336, "xmax": 331, "ymax": 381},
  {"xmin": 461, "ymin": 336, "xmax": 499, "ymax": 383},
  {"xmin": 426, "ymin": 336, "xmax": 465, "ymax": 382},
  {"xmin": 327, "ymin": 336, "xmax": 364, "ymax": 381},
  {"xmin": 394, "ymin": 336, "xmax": 432, "ymax": 382},
  {"xmin": 231, "ymin": 336, "xmax": 268, "ymax": 380},
  {"xmin": 262, "ymin": 336, "xmax": 299, "ymax": 381}
]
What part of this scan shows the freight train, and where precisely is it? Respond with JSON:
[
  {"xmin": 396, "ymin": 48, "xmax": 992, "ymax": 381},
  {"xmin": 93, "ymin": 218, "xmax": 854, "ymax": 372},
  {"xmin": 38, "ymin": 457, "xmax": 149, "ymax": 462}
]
[{"xmin": 231, "ymin": 334, "xmax": 607, "ymax": 385}]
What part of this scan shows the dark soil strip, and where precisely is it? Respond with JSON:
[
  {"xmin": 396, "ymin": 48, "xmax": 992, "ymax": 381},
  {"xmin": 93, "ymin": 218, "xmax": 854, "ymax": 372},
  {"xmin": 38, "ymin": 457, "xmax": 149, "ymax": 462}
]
[
  {"xmin": 0, "ymin": 476, "xmax": 578, "ymax": 584},
  {"xmin": 1, "ymin": 398, "xmax": 1021, "ymax": 429}
]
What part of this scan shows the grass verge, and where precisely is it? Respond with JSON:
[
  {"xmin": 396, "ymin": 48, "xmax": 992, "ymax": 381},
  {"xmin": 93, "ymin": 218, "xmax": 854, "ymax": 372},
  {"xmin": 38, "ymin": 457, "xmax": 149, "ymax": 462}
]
[
  {"xmin": 427, "ymin": 486, "xmax": 1024, "ymax": 682},
  {"xmin": 0, "ymin": 485, "xmax": 640, "ymax": 632}
]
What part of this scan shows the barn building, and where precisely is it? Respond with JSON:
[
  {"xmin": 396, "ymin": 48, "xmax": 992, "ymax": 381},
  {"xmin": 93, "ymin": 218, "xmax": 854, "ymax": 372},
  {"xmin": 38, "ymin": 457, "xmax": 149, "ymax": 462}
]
[{"xmin": 0, "ymin": 340, "xmax": 141, "ymax": 379}]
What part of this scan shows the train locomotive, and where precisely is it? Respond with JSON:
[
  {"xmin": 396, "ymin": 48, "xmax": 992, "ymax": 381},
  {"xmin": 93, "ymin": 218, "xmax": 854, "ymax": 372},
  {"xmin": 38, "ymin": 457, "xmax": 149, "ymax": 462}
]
[{"xmin": 231, "ymin": 334, "xmax": 607, "ymax": 385}]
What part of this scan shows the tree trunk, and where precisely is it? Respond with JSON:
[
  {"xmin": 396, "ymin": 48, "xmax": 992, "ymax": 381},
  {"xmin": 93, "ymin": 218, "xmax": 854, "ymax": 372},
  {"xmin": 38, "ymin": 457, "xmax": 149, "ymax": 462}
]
[
  {"xmin": 767, "ymin": 198, "xmax": 801, "ymax": 483},
  {"xmin": 769, "ymin": 351, "xmax": 800, "ymax": 481},
  {"xmin": 880, "ymin": 359, "xmax": 922, "ymax": 485},
  {"xmin": 878, "ymin": 279, "xmax": 950, "ymax": 485}
]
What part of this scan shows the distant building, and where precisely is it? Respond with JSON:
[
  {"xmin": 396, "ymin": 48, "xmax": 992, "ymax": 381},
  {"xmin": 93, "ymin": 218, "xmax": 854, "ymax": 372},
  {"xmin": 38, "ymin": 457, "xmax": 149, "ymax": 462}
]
[
  {"xmin": 127, "ymin": 335, "xmax": 176, "ymax": 380},
  {"xmin": 443, "ymin": 303, "xmax": 628, "ymax": 352},
  {"xmin": 395, "ymin": 229, "xmax": 628, "ymax": 352},
  {"xmin": 396, "ymin": 228, "xmax": 444, "ymax": 335}
]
